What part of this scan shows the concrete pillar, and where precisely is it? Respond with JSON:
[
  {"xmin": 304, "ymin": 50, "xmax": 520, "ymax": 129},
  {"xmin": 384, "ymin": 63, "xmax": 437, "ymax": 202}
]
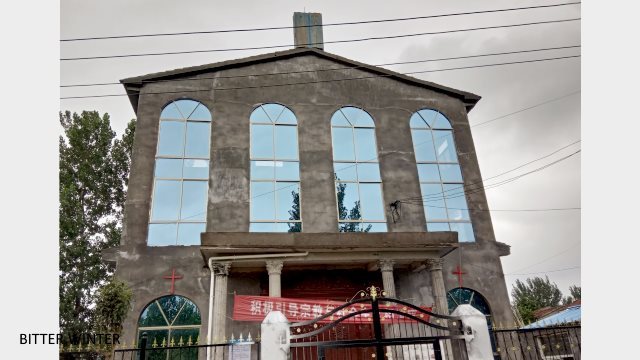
[
  {"xmin": 425, "ymin": 258, "xmax": 448, "ymax": 315},
  {"xmin": 260, "ymin": 311, "xmax": 290, "ymax": 360},
  {"xmin": 266, "ymin": 260, "xmax": 284, "ymax": 297},
  {"xmin": 379, "ymin": 259, "xmax": 396, "ymax": 298},
  {"xmin": 452, "ymin": 304, "xmax": 493, "ymax": 360},
  {"xmin": 211, "ymin": 261, "xmax": 231, "ymax": 360}
]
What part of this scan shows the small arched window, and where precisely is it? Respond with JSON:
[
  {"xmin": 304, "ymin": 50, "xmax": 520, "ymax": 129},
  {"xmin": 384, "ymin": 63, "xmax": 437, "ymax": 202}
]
[
  {"xmin": 410, "ymin": 109, "xmax": 475, "ymax": 242},
  {"xmin": 148, "ymin": 99, "xmax": 212, "ymax": 246},
  {"xmin": 249, "ymin": 104, "xmax": 301, "ymax": 232},
  {"xmin": 331, "ymin": 107, "xmax": 386, "ymax": 232},
  {"xmin": 138, "ymin": 295, "xmax": 201, "ymax": 353}
]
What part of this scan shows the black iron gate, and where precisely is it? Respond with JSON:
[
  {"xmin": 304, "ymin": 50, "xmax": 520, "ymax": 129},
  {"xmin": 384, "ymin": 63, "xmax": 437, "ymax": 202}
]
[{"xmin": 289, "ymin": 287, "xmax": 469, "ymax": 360}]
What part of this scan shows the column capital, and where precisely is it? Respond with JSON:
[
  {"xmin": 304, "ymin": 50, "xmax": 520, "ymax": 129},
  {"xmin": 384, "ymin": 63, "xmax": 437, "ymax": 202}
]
[
  {"xmin": 211, "ymin": 261, "xmax": 231, "ymax": 276},
  {"xmin": 265, "ymin": 260, "xmax": 284, "ymax": 275},
  {"xmin": 424, "ymin": 258, "xmax": 444, "ymax": 271},
  {"xmin": 379, "ymin": 259, "xmax": 395, "ymax": 272}
]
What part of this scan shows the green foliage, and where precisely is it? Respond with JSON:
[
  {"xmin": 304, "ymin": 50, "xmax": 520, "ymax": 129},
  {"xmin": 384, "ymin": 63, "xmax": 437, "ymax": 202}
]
[
  {"xmin": 94, "ymin": 278, "xmax": 133, "ymax": 333},
  {"xmin": 59, "ymin": 111, "xmax": 136, "ymax": 338},
  {"xmin": 511, "ymin": 276, "xmax": 562, "ymax": 324},
  {"xmin": 563, "ymin": 285, "xmax": 581, "ymax": 305}
]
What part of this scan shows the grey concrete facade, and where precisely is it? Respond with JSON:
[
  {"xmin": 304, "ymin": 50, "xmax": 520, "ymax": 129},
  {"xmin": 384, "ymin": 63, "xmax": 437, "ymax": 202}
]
[{"xmin": 106, "ymin": 48, "xmax": 515, "ymax": 346}]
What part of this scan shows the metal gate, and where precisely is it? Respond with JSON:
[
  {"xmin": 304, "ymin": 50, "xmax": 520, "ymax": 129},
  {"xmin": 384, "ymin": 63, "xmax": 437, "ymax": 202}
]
[{"xmin": 289, "ymin": 287, "xmax": 469, "ymax": 360}]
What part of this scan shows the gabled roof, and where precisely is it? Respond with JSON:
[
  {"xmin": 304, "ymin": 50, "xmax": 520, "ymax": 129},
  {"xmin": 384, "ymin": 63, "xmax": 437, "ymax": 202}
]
[
  {"xmin": 120, "ymin": 47, "xmax": 481, "ymax": 113},
  {"xmin": 522, "ymin": 304, "xmax": 581, "ymax": 329}
]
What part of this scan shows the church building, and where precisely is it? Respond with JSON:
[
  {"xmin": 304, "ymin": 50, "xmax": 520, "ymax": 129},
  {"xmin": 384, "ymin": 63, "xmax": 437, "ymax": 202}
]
[{"xmin": 105, "ymin": 12, "xmax": 515, "ymax": 350}]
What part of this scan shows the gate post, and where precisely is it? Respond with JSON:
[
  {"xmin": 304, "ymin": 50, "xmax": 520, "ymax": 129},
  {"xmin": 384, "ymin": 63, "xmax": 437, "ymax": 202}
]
[
  {"xmin": 452, "ymin": 305, "xmax": 493, "ymax": 360},
  {"xmin": 139, "ymin": 332, "xmax": 147, "ymax": 360},
  {"xmin": 260, "ymin": 311, "xmax": 290, "ymax": 360}
]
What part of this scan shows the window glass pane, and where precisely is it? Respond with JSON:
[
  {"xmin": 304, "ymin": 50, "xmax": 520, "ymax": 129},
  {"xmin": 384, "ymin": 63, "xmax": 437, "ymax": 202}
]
[
  {"xmin": 250, "ymin": 106, "xmax": 271, "ymax": 124},
  {"xmin": 251, "ymin": 161, "xmax": 275, "ymax": 180},
  {"xmin": 332, "ymin": 127, "xmax": 355, "ymax": 161},
  {"xmin": 155, "ymin": 159, "xmax": 183, "ymax": 178},
  {"xmin": 177, "ymin": 223, "xmax": 205, "ymax": 246},
  {"xmin": 151, "ymin": 180, "xmax": 181, "ymax": 221},
  {"xmin": 158, "ymin": 121, "xmax": 185, "ymax": 157},
  {"xmin": 427, "ymin": 222, "xmax": 450, "ymax": 232},
  {"xmin": 275, "ymin": 125, "xmax": 298, "ymax": 160},
  {"xmin": 432, "ymin": 112, "xmax": 452, "ymax": 129},
  {"xmin": 262, "ymin": 104, "xmax": 285, "ymax": 122},
  {"xmin": 275, "ymin": 161, "xmax": 300, "ymax": 181},
  {"xmin": 250, "ymin": 222, "xmax": 277, "ymax": 232},
  {"xmin": 411, "ymin": 129, "xmax": 436, "ymax": 162},
  {"xmin": 334, "ymin": 162, "xmax": 357, "ymax": 182},
  {"xmin": 331, "ymin": 110, "xmax": 351, "ymax": 126},
  {"xmin": 183, "ymin": 159, "xmax": 209, "ymax": 179},
  {"xmin": 276, "ymin": 107, "xmax": 297, "ymax": 124},
  {"xmin": 357, "ymin": 163, "xmax": 381, "ymax": 182},
  {"xmin": 251, "ymin": 124, "xmax": 274, "ymax": 158},
  {"xmin": 417, "ymin": 164, "xmax": 440, "ymax": 183},
  {"xmin": 139, "ymin": 301, "xmax": 168, "ymax": 326},
  {"xmin": 276, "ymin": 182, "xmax": 300, "ymax": 221},
  {"xmin": 185, "ymin": 122, "xmax": 210, "ymax": 158},
  {"xmin": 148, "ymin": 223, "xmax": 177, "ymax": 246},
  {"xmin": 421, "ymin": 183, "xmax": 447, "ymax": 220},
  {"xmin": 359, "ymin": 183, "xmax": 385, "ymax": 221},
  {"xmin": 354, "ymin": 128, "xmax": 377, "ymax": 161},
  {"xmin": 450, "ymin": 222, "xmax": 475, "ymax": 242},
  {"xmin": 363, "ymin": 223, "xmax": 387, "ymax": 232},
  {"xmin": 410, "ymin": 113, "xmax": 428, "ymax": 129},
  {"xmin": 442, "ymin": 184, "xmax": 470, "ymax": 220},
  {"xmin": 160, "ymin": 103, "xmax": 182, "ymax": 119},
  {"xmin": 418, "ymin": 109, "xmax": 439, "ymax": 127},
  {"xmin": 337, "ymin": 182, "xmax": 360, "ymax": 220},
  {"xmin": 175, "ymin": 100, "xmax": 200, "ymax": 119},
  {"xmin": 283, "ymin": 222, "xmax": 301, "ymax": 233},
  {"xmin": 251, "ymin": 182, "xmax": 275, "ymax": 220},
  {"xmin": 434, "ymin": 130, "xmax": 457, "ymax": 163},
  {"xmin": 188, "ymin": 104, "xmax": 211, "ymax": 121},
  {"xmin": 180, "ymin": 181, "xmax": 207, "ymax": 221},
  {"xmin": 439, "ymin": 164, "xmax": 463, "ymax": 183},
  {"xmin": 157, "ymin": 295, "xmax": 187, "ymax": 324},
  {"xmin": 341, "ymin": 107, "xmax": 374, "ymax": 127}
]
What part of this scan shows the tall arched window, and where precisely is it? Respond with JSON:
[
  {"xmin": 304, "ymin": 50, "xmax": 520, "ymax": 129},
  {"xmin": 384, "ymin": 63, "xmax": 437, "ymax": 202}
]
[
  {"xmin": 331, "ymin": 106, "xmax": 386, "ymax": 232},
  {"xmin": 138, "ymin": 295, "xmax": 201, "ymax": 353},
  {"xmin": 410, "ymin": 109, "xmax": 475, "ymax": 242},
  {"xmin": 250, "ymin": 103, "xmax": 301, "ymax": 232},
  {"xmin": 148, "ymin": 99, "xmax": 211, "ymax": 246}
]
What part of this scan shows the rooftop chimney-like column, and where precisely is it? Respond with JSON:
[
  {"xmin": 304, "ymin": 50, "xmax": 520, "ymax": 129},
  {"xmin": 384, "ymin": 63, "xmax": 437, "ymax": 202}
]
[{"xmin": 293, "ymin": 12, "xmax": 324, "ymax": 50}]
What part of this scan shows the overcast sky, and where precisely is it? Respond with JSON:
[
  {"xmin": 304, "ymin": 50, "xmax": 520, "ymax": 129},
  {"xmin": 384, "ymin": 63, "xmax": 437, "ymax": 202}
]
[{"xmin": 60, "ymin": 0, "xmax": 581, "ymax": 299}]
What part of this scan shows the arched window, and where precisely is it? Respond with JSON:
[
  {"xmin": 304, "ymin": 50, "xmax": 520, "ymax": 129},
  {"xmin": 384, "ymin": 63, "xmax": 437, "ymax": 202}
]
[
  {"xmin": 148, "ymin": 99, "xmax": 212, "ymax": 246},
  {"xmin": 410, "ymin": 109, "xmax": 475, "ymax": 242},
  {"xmin": 249, "ymin": 104, "xmax": 301, "ymax": 232},
  {"xmin": 138, "ymin": 295, "xmax": 201, "ymax": 352},
  {"xmin": 447, "ymin": 288, "xmax": 496, "ymax": 352},
  {"xmin": 331, "ymin": 107, "xmax": 386, "ymax": 232}
]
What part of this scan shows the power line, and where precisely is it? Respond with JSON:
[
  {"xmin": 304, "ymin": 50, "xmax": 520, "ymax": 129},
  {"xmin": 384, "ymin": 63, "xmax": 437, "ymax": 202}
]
[
  {"xmin": 505, "ymin": 266, "xmax": 580, "ymax": 276},
  {"xmin": 60, "ymin": 18, "xmax": 580, "ymax": 61},
  {"xmin": 471, "ymin": 91, "xmax": 581, "ymax": 128},
  {"xmin": 61, "ymin": 2, "xmax": 581, "ymax": 42},
  {"xmin": 509, "ymin": 241, "xmax": 581, "ymax": 274},
  {"xmin": 398, "ymin": 141, "xmax": 581, "ymax": 203},
  {"xmin": 60, "ymin": 55, "xmax": 580, "ymax": 100},
  {"xmin": 61, "ymin": 45, "xmax": 581, "ymax": 88}
]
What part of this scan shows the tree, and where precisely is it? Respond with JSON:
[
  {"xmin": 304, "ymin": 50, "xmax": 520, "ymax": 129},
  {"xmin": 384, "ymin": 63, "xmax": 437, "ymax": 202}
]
[
  {"xmin": 59, "ymin": 111, "xmax": 136, "ymax": 339},
  {"xmin": 563, "ymin": 285, "xmax": 581, "ymax": 305},
  {"xmin": 288, "ymin": 190, "xmax": 301, "ymax": 232},
  {"xmin": 511, "ymin": 276, "xmax": 562, "ymax": 324},
  {"xmin": 336, "ymin": 177, "xmax": 372, "ymax": 232}
]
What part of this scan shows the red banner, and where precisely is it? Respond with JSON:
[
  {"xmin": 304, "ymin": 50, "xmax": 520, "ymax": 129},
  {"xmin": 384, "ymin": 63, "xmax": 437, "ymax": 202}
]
[{"xmin": 232, "ymin": 295, "xmax": 431, "ymax": 323}]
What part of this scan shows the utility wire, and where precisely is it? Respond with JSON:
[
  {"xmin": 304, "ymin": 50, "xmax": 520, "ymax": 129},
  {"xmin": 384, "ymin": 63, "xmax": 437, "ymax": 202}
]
[
  {"xmin": 60, "ymin": 18, "xmax": 580, "ymax": 61},
  {"xmin": 61, "ymin": 2, "xmax": 581, "ymax": 42},
  {"xmin": 505, "ymin": 266, "xmax": 580, "ymax": 276},
  {"xmin": 398, "ymin": 141, "xmax": 581, "ymax": 203},
  {"xmin": 60, "ymin": 55, "xmax": 580, "ymax": 99},
  {"xmin": 509, "ymin": 241, "xmax": 581, "ymax": 274},
  {"xmin": 61, "ymin": 45, "xmax": 581, "ymax": 88}
]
